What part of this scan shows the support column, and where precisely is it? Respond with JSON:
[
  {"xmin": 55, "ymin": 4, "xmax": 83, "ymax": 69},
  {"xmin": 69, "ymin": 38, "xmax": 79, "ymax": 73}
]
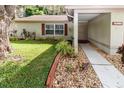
[{"xmin": 74, "ymin": 11, "xmax": 78, "ymax": 54}]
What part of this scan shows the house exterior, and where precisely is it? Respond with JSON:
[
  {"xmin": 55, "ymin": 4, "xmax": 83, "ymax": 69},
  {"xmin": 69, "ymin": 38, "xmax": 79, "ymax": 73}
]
[
  {"xmin": 14, "ymin": 15, "xmax": 72, "ymax": 40},
  {"xmin": 14, "ymin": 5, "xmax": 124, "ymax": 55},
  {"xmin": 65, "ymin": 5, "xmax": 124, "ymax": 54}
]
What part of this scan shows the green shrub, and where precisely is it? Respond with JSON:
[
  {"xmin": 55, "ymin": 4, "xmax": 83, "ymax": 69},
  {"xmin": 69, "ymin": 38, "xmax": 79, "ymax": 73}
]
[
  {"xmin": 117, "ymin": 44, "xmax": 124, "ymax": 64},
  {"xmin": 55, "ymin": 40, "xmax": 74, "ymax": 57},
  {"xmin": 65, "ymin": 63, "xmax": 74, "ymax": 73},
  {"xmin": 57, "ymin": 37, "xmax": 65, "ymax": 42},
  {"xmin": 10, "ymin": 37, "xmax": 18, "ymax": 41},
  {"xmin": 36, "ymin": 37, "xmax": 59, "ymax": 43}
]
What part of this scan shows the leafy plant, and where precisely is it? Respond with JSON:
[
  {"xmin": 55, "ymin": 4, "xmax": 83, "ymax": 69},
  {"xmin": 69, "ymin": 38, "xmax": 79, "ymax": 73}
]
[
  {"xmin": 117, "ymin": 44, "xmax": 124, "ymax": 64},
  {"xmin": 25, "ymin": 6, "xmax": 44, "ymax": 16},
  {"xmin": 22, "ymin": 29, "xmax": 27, "ymax": 39},
  {"xmin": 78, "ymin": 62, "xmax": 83, "ymax": 71},
  {"xmin": 65, "ymin": 63, "xmax": 74, "ymax": 73},
  {"xmin": 21, "ymin": 29, "xmax": 36, "ymax": 40},
  {"xmin": 55, "ymin": 40, "xmax": 74, "ymax": 57},
  {"xmin": 36, "ymin": 37, "xmax": 59, "ymax": 43},
  {"xmin": 57, "ymin": 37, "xmax": 65, "ymax": 42},
  {"xmin": 10, "ymin": 37, "xmax": 18, "ymax": 41},
  {"xmin": 27, "ymin": 32, "xmax": 31, "ymax": 39},
  {"xmin": 32, "ymin": 32, "xmax": 36, "ymax": 40}
]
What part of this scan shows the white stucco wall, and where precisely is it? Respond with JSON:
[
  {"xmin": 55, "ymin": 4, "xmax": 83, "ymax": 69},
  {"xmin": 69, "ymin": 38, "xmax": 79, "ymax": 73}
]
[
  {"xmin": 110, "ymin": 12, "xmax": 124, "ymax": 54},
  {"xmin": 88, "ymin": 13, "xmax": 111, "ymax": 54},
  {"xmin": 88, "ymin": 13, "xmax": 124, "ymax": 54},
  {"xmin": 14, "ymin": 21, "xmax": 72, "ymax": 40},
  {"xmin": 15, "ymin": 22, "xmax": 41, "ymax": 38}
]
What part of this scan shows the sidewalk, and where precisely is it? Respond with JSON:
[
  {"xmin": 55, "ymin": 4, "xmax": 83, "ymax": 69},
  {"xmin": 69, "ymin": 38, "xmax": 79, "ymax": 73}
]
[{"xmin": 80, "ymin": 44, "xmax": 124, "ymax": 88}]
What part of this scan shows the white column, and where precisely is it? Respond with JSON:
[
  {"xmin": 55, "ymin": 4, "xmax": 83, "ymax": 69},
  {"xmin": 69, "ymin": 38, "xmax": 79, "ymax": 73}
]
[{"xmin": 74, "ymin": 11, "xmax": 78, "ymax": 54}]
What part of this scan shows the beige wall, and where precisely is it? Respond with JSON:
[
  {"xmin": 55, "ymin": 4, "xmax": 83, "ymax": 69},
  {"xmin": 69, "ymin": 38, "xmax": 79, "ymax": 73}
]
[
  {"xmin": 15, "ymin": 22, "xmax": 72, "ymax": 40},
  {"xmin": 73, "ymin": 8, "xmax": 124, "ymax": 54},
  {"xmin": 88, "ymin": 12, "xmax": 124, "ymax": 54},
  {"xmin": 88, "ymin": 13, "xmax": 111, "ymax": 53},
  {"xmin": 78, "ymin": 22, "xmax": 88, "ymax": 40},
  {"xmin": 110, "ymin": 12, "xmax": 124, "ymax": 54},
  {"xmin": 15, "ymin": 22, "xmax": 41, "ymax": 38}
]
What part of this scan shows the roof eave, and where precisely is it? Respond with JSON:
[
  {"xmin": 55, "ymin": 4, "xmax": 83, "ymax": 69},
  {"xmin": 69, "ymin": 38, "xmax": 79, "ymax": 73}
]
[{"xmin": 65, "ymin": 5, "xmax": 124, "ymax": 9}]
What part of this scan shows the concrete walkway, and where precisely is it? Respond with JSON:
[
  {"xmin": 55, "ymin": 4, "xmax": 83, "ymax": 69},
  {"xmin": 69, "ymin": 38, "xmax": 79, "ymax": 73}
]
[{"xmin": 80, "ymin": 44, "xmax": 124, "ymax": 88}]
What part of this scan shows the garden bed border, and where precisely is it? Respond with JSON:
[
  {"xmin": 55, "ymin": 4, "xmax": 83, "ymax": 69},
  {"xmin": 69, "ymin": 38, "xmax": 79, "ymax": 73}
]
[{"xmin": 46, "ymin": 52, "xmax": 62, "ymax": 88}]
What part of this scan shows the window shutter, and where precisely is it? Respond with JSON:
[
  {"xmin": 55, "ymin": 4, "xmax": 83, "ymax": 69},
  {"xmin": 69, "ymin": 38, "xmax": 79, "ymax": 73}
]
[
  {"xmin": 64, "ymin": 24, "xmax": 68, "ymax": 36},
  {"xmin": 42, "ymin": 24, "xmax": 45, "ymax": 35}
]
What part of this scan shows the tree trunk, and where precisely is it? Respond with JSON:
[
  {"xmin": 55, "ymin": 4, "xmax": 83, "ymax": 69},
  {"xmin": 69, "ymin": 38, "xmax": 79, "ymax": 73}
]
[{"xmin": 0, "ymin": 5, "xmax": 15, "ymax": 59}]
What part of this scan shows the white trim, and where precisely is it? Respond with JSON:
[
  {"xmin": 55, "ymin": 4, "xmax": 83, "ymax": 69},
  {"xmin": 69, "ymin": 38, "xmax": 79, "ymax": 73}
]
[
  {"xmin": 45, "ymin": 23, "xmax": 65, "ymax": 36},
  {"xmin": 74, "ymin": 10, "xmax": 78, "ymax": 54},
  {"xmin": 73, "ymin": 9, "xmax": 113, "ymax": 54},
  {"xmin": 65, "ymin": 5, "xmax": 124, "ymax": 9},
  {"xmin": 78, "ymin": 21, "xmax": 88, "ymax": 23},
  {"xmin": 45, "ymin": 23, "xmax": 54, "ymax": 36}
]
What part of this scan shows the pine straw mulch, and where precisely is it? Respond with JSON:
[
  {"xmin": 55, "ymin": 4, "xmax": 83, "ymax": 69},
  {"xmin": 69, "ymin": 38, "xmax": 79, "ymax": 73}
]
[
  {"xmin": 90, "ymin": 43, "xmax": 124, "ymax": 75},
  {"xmin": 52, "ymin": 48, "xmax": 102, "ymax": 88}
]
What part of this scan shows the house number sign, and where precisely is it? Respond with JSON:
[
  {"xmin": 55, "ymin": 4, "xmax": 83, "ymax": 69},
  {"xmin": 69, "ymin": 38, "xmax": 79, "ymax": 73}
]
[{"xmin": 112, "ymin": 22, "xmax": 123, "ymax": 26}]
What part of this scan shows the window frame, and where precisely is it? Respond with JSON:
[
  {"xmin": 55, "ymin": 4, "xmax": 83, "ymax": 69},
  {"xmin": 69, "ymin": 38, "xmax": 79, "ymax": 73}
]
[
  {"xmin": 45, "ymin": 23, "xmax": 54, "ymax": 35},
  {"xmin": 45, "ymin": 23, "xmax": 64, "ymax": 36}
]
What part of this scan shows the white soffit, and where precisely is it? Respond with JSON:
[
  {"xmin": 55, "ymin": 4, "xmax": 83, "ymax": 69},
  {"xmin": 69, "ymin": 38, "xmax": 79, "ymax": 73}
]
[
  {"xmin": 65, "ymin": 5, "xmax": 124, "ymax": 9},
  {"xmin": 78, "ymin": 13, "xmax": 100, "ymax": 21}
]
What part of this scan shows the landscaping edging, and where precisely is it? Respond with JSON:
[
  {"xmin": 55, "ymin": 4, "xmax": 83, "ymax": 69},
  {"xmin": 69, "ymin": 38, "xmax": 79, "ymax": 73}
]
[
  {"xmin": 52, "ymin": 48, "xmax": 102, "ymax": 88},
  {"xmin": 46, "ymin": 52, "xmax": 62, "ymax": 88}
]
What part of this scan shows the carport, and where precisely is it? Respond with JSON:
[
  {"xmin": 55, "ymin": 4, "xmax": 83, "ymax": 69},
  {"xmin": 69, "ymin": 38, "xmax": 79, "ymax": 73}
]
[
  {"xmin": 66, "ymin": 5, "xmax": 124, "ymax": 54},
  {"xmin": 65, "ymin": 6, "xmax": 124, "ymax": 88}
]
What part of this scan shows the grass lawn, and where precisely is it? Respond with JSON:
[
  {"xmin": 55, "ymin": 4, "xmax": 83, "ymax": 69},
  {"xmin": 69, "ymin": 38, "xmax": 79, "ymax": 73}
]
[{"xmin": 0, "ymin": 40, "xmax": 57, "ymax": 88}]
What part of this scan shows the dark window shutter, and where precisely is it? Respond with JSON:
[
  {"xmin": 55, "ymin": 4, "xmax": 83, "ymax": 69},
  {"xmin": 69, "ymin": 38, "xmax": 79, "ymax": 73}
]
[
  {"xmin": 42, "ymin": 24, "xmax": 45, "ymax": 35},
  {"xmin": 64, "ymin": 24, "xmax": 68, "ymax": 36}
]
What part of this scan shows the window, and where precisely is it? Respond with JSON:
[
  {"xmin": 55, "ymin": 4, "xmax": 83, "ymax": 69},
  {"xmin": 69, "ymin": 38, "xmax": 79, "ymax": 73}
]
[
  {"xmin": 55, "ymin": 24, "xmax": 64, "ymax": 35},
  {"xmin": 45, "ymin": 24, "xmax": 54, "ymax": 35},
  {"xmin": 45, "ymin": 24, "xmax": 64, "ymax": 35}
]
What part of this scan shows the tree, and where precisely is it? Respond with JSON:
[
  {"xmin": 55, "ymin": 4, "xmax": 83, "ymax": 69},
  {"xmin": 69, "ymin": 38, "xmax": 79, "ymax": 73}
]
[
  {"xmin": 15, "ymin": 5, "xmax": 25, "ymax": 18},
  {"xmin": 43, "ymin": 5, "xmax": 66, "ymax": 15},
  {"xmin": 0, "ymin": 5, "xmax": 15, "ymax": 58},
  {"xmin": 25, "ymin": 6, "xmax": 44, "ymax": 16}
]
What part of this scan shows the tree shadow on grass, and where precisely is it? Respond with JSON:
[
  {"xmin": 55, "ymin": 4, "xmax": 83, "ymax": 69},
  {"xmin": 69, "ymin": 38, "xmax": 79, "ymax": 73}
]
[{"xmin": 0, "ymin": 45, "xmax": 57, "ymax": 88}]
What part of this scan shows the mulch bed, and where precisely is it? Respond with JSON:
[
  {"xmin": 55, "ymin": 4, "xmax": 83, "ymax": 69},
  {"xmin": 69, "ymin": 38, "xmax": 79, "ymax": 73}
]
[
  {"xmin": 52, "ymin": 48, "xmax": 102, "ymax": 88},
  {"xmin": 90, "ymin": 43, "xmax": 124, "ymax": 75}
]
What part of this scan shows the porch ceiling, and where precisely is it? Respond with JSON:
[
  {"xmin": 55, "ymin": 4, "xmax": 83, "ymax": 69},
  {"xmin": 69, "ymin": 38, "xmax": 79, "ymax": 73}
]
[{"xmin": 78, "ymin": 13, "xmax": 101, "ymax": 22}]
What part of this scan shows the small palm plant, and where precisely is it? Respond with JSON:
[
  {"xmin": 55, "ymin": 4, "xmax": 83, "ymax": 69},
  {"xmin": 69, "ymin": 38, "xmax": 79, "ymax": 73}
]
[
  {"xmin": 55, "ymin": 40, "xmax": 75, "ymax": 57},
  {"xmin": 117, "ymin": 44, "xmax": 124, "ymax": 64}
]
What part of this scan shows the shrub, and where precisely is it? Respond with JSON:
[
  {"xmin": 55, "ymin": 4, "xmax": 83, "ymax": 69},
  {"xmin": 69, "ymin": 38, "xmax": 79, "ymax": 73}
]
[
  {"xmin": 117, "ymin": 44, "xmax": 124, "ymax": 63},
  {"xmin": 32, "ymin": 32, "xmax": 36, "ymax": 40},
  {"xmin": 57, "ymin": 37, "xmax": 65, "ymax": 42},
  {"xmin": 10, "ymin": 37, "xmax": 18, "ymax": 41},
  {"xmin": 55, "ymin": 40, "xmax": 74, "ymax": 57},
  {"xmin": 65, "ymin": 63, "xmax": 74, "ymax": 73},
  {"xmin": 36, "ymin": 37, "xmax": 59, "ymax": 43},
  {"xmin": 22, "ymin": 29, "xmax": 28, "ymax": 39}
]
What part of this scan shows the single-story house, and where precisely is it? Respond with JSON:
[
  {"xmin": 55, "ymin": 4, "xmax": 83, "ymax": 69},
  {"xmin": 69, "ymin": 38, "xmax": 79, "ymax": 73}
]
[
  {"xmin": 14, "ymin": 15, "xmax": 72, "ymax": 40},
  {"xmin": 14, "ymin": 5, "xmax": 124, "ymax": 55}
]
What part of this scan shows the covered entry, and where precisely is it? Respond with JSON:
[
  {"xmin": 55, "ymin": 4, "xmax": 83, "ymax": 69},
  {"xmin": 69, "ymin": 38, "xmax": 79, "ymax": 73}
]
[
  {"xmin": 78, "ymin": 13, "xmax": 101, "ymax": 43},
  {"xmin": 71, "ymin": 6, "xmax": 124, "ymax": 54}
]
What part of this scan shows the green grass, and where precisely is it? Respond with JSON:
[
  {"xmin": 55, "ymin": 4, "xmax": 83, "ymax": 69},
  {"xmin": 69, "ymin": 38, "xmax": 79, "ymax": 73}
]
[{"xmin": 0, "ymin": 40, "xmax": 57, "ymax": 88}]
